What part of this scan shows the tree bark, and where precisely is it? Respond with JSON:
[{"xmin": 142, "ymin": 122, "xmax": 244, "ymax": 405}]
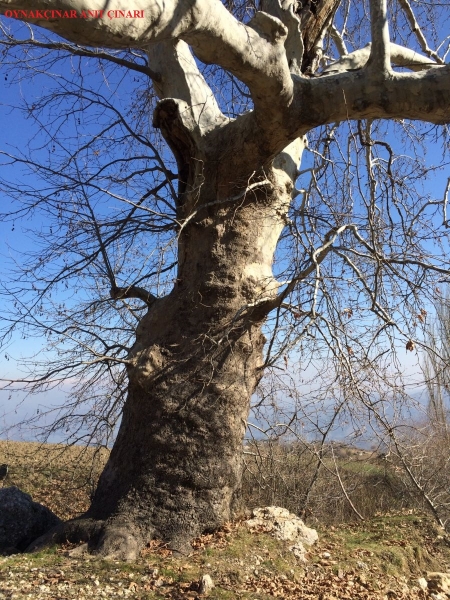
[
  {"xmin": 76, "ymin": 126, "xmax": 304, "ymax": 558},
  {"xmin": 2, "ymin": 0, "xmax": 449, "ymax": 560},
  {"xmin": 89, "ymin": 287, "xmax": 265, "ymax": 555}
]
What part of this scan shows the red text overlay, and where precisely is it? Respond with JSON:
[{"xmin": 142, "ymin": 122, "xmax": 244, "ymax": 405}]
[{"xmin": 3, "ymin": 9, "xmax": 145, "ymax": 20}]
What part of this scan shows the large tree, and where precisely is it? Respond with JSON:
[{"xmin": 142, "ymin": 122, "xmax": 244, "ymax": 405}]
[{"xmin": 0, "ymin": 0, "xmax": 449, "ymax": 558}]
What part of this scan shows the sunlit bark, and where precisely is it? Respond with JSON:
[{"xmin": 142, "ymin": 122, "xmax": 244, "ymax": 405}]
[{"xmin": 1, "ymin": 0, "xmax": 449, "ymax": 558}]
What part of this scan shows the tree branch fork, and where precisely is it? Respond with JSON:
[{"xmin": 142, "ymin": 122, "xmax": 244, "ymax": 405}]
[
  {"xmin": 1, "ymin": 0, "xmax": 448, "ymax": 308},
  {"xmin": 1, "ymin": 0, "xmax": 448, "ymax": 157},
  {"xmin": 1, "ymin": 0, "xmax": 449, "ymax": 304}
]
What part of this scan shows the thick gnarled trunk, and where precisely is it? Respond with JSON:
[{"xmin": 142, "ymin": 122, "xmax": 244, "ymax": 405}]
[
  {"xmin": 23, "ymin": 68, "xmax": 305, "ymax": 559},
  {"xmin": 89, "ymin": 295, "xmax": 264, "ymax": 553},
  {"xmin": 81, "ymin": 141, "xmax": 302, "ymax": 557}
]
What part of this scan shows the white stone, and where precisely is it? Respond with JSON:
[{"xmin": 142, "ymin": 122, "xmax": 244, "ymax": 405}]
[
  {"xmin": 288, "ymin": 542, "xmax": 307, "ymax": 562},
  {"xmin": 245, "ymin": 506, "xmax": 318, "ymax": 548},
  {"xmin": 417, "ymin": 577, "xmax": 428, "ymax": 590},
  {"xmin": 199, "ymin": 574, "xmax": 214, "ymax": 595}
]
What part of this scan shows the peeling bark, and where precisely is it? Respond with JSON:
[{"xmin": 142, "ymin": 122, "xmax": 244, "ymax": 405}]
[{"xmin": 1, "ymin": 0, "xmax": 449, "ymax": 558}]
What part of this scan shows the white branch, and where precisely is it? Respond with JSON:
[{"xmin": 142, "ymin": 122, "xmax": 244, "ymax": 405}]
[
  {"xmin": 261, "ymin": 0, "xmax": 304, "ymax": 76},
  {"xmin": 397, "ymin": 0, "xmax": 445, "ymax": 65},
  {"xmin": 323, "ymin": 42, "xmax": 442, "ymax": 74},
  {"xmin": 1, "ymin": 0, "xmax": 449, "ymax": 169},
  {"xmin": 368, "ymin": 0, "xmax": 391, "ymax": 73},
  {"xmin": 147, "ymin": 40, "xmax": 226, "ymax": 135},
  {"xmin": 0, "ymin": 0, "xmax": 293, "ymax": 114},
  {"xmin": 330, "ymin": 24, "xmax": 348, "ymax": 57}
]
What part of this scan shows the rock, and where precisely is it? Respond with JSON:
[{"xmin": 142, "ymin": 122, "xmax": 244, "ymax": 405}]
[
  {"xmin": 417, "ymin": 577, "xmax": 428, "ymax": 591},
  {"xmin": 427, "ymin": 572, "xmax": 450, "ymax": 594},
  {"xmin": 0, "ymin": 464, "xmax": 8, "ymax": 482},
  {"xmin": 245, "ymin": 506, "xmax": 318, "ymax": 546},
  {"xmin": 0, "ymin": 546, "xmax": 20, "ymax": 556},
  {"xmin": 199, "ymin": 574, "xmax": 214, "ymax": 595},
  {"xmin": 288, "ymin": 542, "xmax": 307, "ymax": 562},
  {"xmin": 0, "ymin": 486, "xmax": 61, "ymax": 554}
]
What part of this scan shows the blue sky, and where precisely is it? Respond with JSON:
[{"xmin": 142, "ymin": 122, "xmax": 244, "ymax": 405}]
[{"xmin": 0, "ymin": 11, "xmax": 449, "ymax": 444}]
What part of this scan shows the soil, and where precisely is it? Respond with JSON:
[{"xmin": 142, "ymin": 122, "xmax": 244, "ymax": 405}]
[{"xmin": 1, "ymin": 441, "xmax": 450, "ymax": 599}]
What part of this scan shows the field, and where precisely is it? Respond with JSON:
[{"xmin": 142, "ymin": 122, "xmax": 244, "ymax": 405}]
[
  {"xmin": 0, "ymin": 441, "xmax": 107, "ymax": 520},
  {"xmin": 1, "ymin": 440, "xmax": 450, "ymax": 599}
]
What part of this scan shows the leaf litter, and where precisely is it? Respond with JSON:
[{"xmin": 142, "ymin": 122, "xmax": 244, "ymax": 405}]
[{"xmin": 1, "ymin": 441, "xmax": 450, "ymax": 599}]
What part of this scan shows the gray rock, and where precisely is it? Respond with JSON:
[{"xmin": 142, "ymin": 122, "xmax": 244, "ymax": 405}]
[
  {"xmin": 68, "ymin": 543, "xmax": 89, "ymax": 557},
  {"xmin": 288, "ymin": 542, "xmax": 307, "ymax": 561},
  {"xmin": 0, "ymin": 486, "xmax": 61, "ymax": 554},
  {"xmin": 245, "ymin": 506, "xmax": 318, "ymax": 545}
]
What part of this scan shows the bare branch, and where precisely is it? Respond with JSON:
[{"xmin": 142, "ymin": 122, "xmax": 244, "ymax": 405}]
[
  {"xmin": 110, "ymin": 285, "xmax": 157, "ymax": 306},
  {"xmin": 397, "ymin": 0, "xmax": 445, "ymax": 65},
  {"xmin": 261, "ymin": 0, "xmax": 304, "ymax": 76},
  {"xmin": 323, "ymin": 42, "xmax": 442, "ymax": 74},
  {"xmin": 0, "ymin": 0, "xmax": 294, "ymax": 114},
  {"xmin": 147, "ymin": 40, "xmax": 226, "ymax": 134},
  {"xmin": 0, "ymin": 33, "xmax": 160, "ymax": 79},
  {"xmin": 330, "ymin": 23, "xmax": 348, "ymax": 57}
]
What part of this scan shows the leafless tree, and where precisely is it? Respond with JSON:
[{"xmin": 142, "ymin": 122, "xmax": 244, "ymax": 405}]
[
  {"xmin": 0, "ymin": 0, "xmax": 449, "ymax": 558},
  {"xmin": 387, "ymin": 289, "xmax": 450, "ymax": 529},
  {"xmin": 423, "ymin": 292, "xmax": 450, "ymax": 434}
]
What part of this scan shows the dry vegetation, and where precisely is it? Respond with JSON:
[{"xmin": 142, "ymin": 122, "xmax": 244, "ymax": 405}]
[
  {"xmin": 0, "ymin": 440, "xmax": 108, "ymax": 520},
  {"xmin": 242, "ymin": 441, "xmax": 407, "ymax": 525},
  {"xmin": 1, "ymin": 440, "xmax": 450, "ymax": 599},
  {"xmin": 241, "ymin": 432, "xmax": 450, "ymax": 530}
]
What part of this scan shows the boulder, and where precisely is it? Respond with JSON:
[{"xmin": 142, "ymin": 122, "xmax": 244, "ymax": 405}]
[
  {"xmin": 0, "ymin": 486, "xmax": 61, "ymax": 554},
  {"xmin": 245, "ymin": 506, "xmax": 318, "ymax": 561}
]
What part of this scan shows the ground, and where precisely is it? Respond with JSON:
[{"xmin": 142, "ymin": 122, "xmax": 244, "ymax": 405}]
[{"xmin": 1, "ymin": 441, "xmax": 450, "ymax": 599}]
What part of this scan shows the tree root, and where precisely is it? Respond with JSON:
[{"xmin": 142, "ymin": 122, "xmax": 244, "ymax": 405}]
[
  {"xmin": 25, "ymin": 518, "xmax": 145, "ymax": 561},
  {"xmin": 94, "ymin": 523, "xmax": 144, "ymax": 561}
]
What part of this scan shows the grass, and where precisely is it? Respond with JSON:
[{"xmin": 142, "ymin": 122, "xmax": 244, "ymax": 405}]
[
  {"xmin": 1, "ymin": 440, "xmax": 450, "ymax": 598},
  {"xmin": 0, "ymin": 440, "xmax": 107, "ymax": 520},
  {"xmin": 318, "ymin": 512, "xmax": 450, "ymax": 578}
]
